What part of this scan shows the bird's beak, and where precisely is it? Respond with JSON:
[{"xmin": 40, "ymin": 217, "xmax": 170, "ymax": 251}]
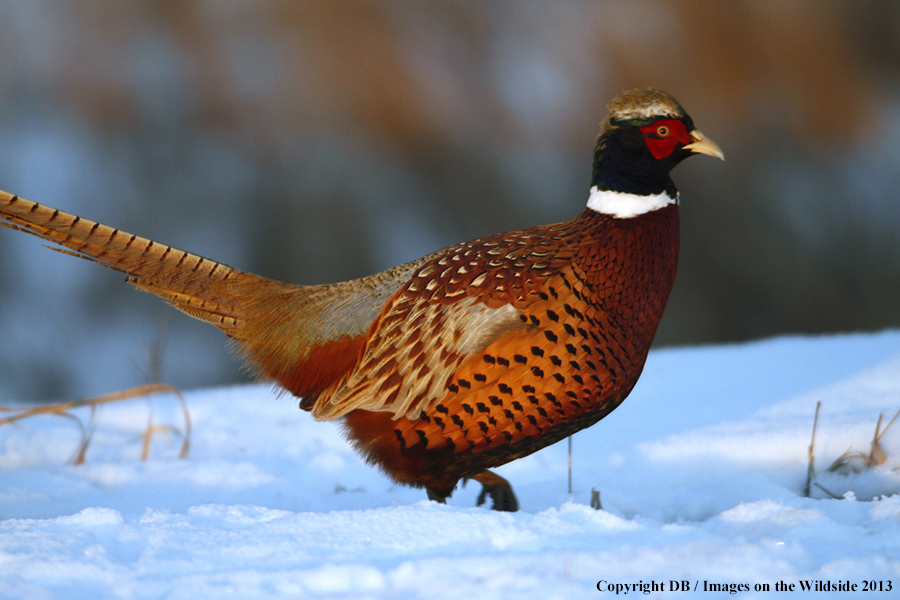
[{"xmin": 684, "ymin": 130, "xmax": 724, "ymax": 160}]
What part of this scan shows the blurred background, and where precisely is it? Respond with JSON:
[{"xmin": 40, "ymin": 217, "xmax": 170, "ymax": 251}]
[{"xmin": 0, "ymin": 0, "xmax": 898, "ymax": 402}]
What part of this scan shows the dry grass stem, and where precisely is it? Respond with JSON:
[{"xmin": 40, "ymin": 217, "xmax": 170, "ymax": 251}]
[
  {"xmin": 814, "ymin": 482, "xmax": 842, "ymax": 499},
  {"xmin": 0, "ymin": 383, "xmax": 190, "ymax": 464},
  {"xmin": 870, "ymin": 408, "xmax": 899, "ymax": 466},
  {"xmin": 827, "ymin": 407, "xmax": 899, "ymax": 472},
  {"xmin": 804, "ymin": 401, "xmax": 821, "ymax": 497}
]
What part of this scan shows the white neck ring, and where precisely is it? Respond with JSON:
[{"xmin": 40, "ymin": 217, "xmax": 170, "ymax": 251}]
[{"xmin": 586, "ymin": 186, "xmax": 678, "ymax": 218}]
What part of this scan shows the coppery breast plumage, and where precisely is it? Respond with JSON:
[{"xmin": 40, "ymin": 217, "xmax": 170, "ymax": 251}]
[{"xmin": 340, "ymin": 205, "xmax": 679, "ymax": 501}]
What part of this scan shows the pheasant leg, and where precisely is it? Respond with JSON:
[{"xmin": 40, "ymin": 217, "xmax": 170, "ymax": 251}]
[{"xmin": 471, "ymin": 470, "xmax": 519, "ymax": 512}]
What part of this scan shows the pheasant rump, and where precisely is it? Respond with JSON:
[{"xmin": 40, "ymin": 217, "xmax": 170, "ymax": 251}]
[{"xmin": 0, "ymin": 89, "xmax": 722, "ymax": 511}]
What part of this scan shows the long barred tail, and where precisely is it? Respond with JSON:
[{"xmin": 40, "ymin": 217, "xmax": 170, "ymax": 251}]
[
  {"xmin": 0, "ymin": 189, "xmax": 269, "ymax": 332},
  {"xmin": 0, "ymin": 188, "xmax": 387, "ymax": 406}
]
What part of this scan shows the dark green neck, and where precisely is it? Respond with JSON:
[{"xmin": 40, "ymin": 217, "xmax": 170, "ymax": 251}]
[{"xmin": 591, "ymin": 127, "xmax": 680, "ymax": 196}]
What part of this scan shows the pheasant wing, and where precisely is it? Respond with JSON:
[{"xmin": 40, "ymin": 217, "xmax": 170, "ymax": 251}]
[{"xmin": 311, "ymin": 229, "xmax": 567, "ymax": 421}]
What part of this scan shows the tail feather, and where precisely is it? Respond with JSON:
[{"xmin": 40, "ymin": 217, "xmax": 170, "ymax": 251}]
[
  {"xmin": 0, "ymin": 190, "xmax": 259, "ymax": 330},
  {"xmin": 0, "ymin": 189, "xmax": 420, "ymax": 410}
]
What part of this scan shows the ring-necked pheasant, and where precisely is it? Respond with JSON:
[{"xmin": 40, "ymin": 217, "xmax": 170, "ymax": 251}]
[{"xmin": 0, "ymin": 89, "xmax": 722, "ymax": 511}]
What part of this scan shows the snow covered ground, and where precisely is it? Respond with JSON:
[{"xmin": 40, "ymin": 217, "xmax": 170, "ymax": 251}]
[{"xmin": 1, "ymin": 330, "xmax": 899, "ymax": 599}]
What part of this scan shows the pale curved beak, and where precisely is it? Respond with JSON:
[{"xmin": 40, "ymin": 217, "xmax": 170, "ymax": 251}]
[{"xmin": 684, "ymin": 130, "xmax": 724, "ymax": 160}]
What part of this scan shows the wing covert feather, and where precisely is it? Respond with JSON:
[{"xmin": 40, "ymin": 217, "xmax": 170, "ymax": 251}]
[{"xmin": 311, "ymin": 228, "xmax": 570, "ymax": 420}]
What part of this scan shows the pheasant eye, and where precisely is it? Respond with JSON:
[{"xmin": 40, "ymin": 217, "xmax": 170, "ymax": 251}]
[{"xmin": 656, "ymin": 125, "xmax": 669, "ymax": 137}]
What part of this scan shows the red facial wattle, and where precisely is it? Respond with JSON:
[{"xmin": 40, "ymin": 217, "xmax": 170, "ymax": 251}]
[{"xmin": 638, "ymin": 119, "xmax": 692, "ymax": 160}]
